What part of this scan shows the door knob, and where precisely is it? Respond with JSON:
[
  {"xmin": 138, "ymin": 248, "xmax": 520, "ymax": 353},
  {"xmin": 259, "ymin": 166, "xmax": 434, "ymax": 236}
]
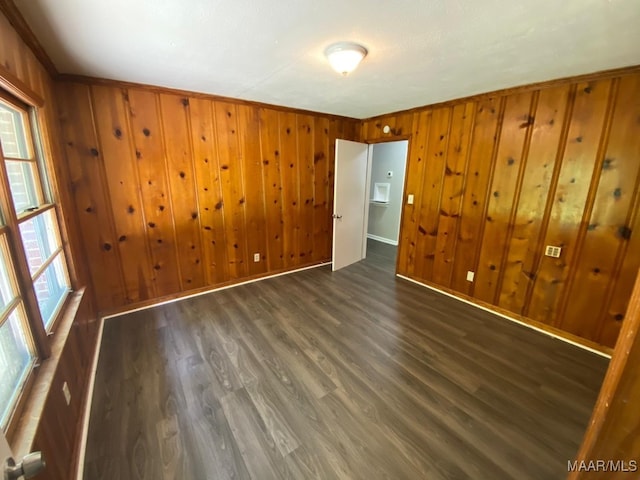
[
  {"xmin": 4, "ymin": 452, "xmax": 46, "ymax": 479},
  {"xmin": 332, "ymin": 214, "xmax": 343, "ymax": 219}
]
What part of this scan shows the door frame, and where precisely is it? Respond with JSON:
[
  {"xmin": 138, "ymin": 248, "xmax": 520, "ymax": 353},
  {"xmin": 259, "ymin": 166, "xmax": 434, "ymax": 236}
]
[
  {"xmin": 332, "ymin": 134, "xmax": 412, "ymax": 271},
  {"xmin": 360, "ymin": 134, "xmax": 412, "ymax": 273}
]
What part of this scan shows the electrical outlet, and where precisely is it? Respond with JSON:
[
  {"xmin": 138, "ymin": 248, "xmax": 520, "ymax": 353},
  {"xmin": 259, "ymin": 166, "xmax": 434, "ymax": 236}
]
[
  {"xmin": 407, "ymin": 194, "xmax": 414, "ymax": 205},
  {"xmin": 545, "ymin": 245, "xmax": 562, "ymax": 258},
  {"xmin": 466, "ymin": 271, "xmax": 475, "ymax": 282},
  {"xmin": 62, "ymin": 381, "xmax": 71, "ymax": 406},
  {"xmin": 253, "ymin": 253, "xmax": 260, "ymax": 262}
]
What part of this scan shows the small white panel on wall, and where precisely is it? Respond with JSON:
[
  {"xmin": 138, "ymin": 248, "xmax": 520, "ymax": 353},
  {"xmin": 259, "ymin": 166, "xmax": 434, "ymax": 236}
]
[{"xmin": 372, "ymin": 182, "xmax": 390, "ymax": 203}]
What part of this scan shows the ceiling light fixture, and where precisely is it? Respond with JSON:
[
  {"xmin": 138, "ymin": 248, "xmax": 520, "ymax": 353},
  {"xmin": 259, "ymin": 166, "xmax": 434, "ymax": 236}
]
[{"xmin": 324, "ymin": 42, "xmax": 368, "ymax": 75}]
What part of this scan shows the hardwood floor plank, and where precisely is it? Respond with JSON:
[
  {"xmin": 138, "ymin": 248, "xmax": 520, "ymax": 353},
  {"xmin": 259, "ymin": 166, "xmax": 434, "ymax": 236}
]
[
  {"xmin": 175, "ymin": 358, "xmax": 251, "ymax": 479},
  {"xmin": 220, "ymin": 389, "xmax": 292, "ymax": 480},
  {"xmin": 85, "ymin": 239, "xmax": 608, "ymax": 479}
]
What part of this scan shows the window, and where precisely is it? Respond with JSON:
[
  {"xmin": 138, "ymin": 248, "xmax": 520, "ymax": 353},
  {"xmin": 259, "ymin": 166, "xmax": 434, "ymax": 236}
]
[{"xmin": 0, "ymin": 91, "xmax": 71, "ymax": 432}]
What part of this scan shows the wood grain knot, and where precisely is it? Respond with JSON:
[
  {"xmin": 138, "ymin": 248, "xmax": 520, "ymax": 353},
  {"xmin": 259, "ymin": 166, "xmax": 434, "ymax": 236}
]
[{"xmin": 618, "ymin": 226, "xmax": 632, "ymax": 240}]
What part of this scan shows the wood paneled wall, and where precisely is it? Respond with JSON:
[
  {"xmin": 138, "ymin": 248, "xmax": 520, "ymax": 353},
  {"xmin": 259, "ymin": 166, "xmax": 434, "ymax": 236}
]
[
  {"xmin": 55, "ymin": 80, "xmax": 359, "ymax": 312},
  {"xmin": 1, "ymin": 8, "xmax": 98, "ymax": 480},
  {"xmin": 571, "ymin": 269, "xmax": 640, "ymax": 479},
  {"xmin": 363, "ymin": 69, "xmax": 640, "ymax": 348}
]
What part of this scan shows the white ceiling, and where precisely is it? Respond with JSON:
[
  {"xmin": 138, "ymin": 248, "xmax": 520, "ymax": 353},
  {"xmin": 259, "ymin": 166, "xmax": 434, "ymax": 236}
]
[{"xmin": 15, "ymin": 0, "xmax": 640, "ymax": 119}]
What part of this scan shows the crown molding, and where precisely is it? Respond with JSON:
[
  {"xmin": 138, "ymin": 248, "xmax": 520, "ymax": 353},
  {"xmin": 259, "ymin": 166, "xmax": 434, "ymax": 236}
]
[
  {"xmin": 363, "ymin": 64, "xmax": 640, "ymax": 121},
  {"xmin": 0, "ymin": 0, "xmax": 58, "ymax": 77}
]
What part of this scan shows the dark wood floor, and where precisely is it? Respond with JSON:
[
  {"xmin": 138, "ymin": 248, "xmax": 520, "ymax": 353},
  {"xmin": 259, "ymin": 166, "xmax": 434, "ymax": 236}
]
[{"xmin": 84, "ymin": 240, "xmax": 608, "ymax": 479}]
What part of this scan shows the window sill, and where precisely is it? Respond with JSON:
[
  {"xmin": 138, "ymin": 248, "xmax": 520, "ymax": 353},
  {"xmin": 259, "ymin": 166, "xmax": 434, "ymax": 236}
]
[{"xmin": 9, "ymin": 287, "xmax": 86, "ymax": 458}]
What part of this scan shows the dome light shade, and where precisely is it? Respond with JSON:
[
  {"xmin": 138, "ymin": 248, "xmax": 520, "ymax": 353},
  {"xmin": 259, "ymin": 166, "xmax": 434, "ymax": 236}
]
[{"xmin": 325, "ymin": 42, "xmax": 368, "ymax": 75}]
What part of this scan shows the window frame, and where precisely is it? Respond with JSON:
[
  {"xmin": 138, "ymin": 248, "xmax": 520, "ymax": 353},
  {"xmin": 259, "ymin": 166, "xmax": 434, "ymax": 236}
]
[{"xmin": 0, "ymin": 87, "xmax": 73, "ymax": 436}]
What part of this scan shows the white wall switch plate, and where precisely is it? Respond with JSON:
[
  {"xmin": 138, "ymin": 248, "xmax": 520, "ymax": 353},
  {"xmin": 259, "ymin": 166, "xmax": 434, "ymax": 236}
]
[
  {"xmin": 466, "ymin": 271, "xmax": 475, "ymax": 282},
  {"xmin": 62, "ymin": 381, "xmax": 71, "ymax": 406},
  {"xmin": 407, "ymin": 194, "xmax": 414, "ymax": 205},
  {"xmin": 545, "ymin": 245, "xmax": 562, "ymax": 258},
  {"xmin": 253, "ymin": 253, "xmax": 260, "ymax": 262}
]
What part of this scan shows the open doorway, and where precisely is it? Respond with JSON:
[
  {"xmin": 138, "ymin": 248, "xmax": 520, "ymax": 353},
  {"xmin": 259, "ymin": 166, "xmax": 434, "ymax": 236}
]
[
  {"xmin": 365, "ymin": 140, "xmax": 409, "ymax": 270},
  {"xmin": 332, "ymin": 138, "xmax": 409, "ymax": 273}
]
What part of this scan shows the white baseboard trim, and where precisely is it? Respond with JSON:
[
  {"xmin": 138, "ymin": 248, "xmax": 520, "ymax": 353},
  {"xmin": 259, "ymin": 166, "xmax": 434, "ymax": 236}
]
[
  {"xmin": 397, "ymin": 274, "xmax": 611, "ymax": 359},
  {"xmin": 103, "ymin": 262, "xmax": 331, "ymax": 320},
  {"xmin": 76, "ymin": 316, "xmax": 105, "ymax": 480},
  {"xmin": 367, "ymin": 234, "xmax": 398, "ymax": 246}
]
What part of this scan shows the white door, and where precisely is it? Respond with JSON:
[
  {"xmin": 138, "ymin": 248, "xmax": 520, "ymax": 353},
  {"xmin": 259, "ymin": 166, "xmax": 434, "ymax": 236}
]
[{"xmin": 332, "ymin": 139, "xmax": 370, "ymax": 271}]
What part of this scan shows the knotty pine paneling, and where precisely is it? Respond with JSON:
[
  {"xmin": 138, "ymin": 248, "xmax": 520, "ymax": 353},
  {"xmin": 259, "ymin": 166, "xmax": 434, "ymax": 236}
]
[
  {"xmin": 56, "ymin": 81, "xmax": 359, "ymax": 312},
  {"xmin": 432, "ymin": 102, "xmax": 475, "ymax": 287},
  {"xmin": 571, "ymin": 269, "xmax": 640, "ymax": 480},
  {"xmin": 498, "ymin": 85, "xmax": 571, "ymax": 314},
  {"xmin": 1, "ymin": 10, "xmax": 98, "ymax": 480},
  {"xmin": 451, "ymin": 96, "xmax": 503, "ymax": 296},
  {"xmin": 159, "ymin": 94, "xmax": 206, "ymax": 290},
  {"xmin": 364, "ymin": 70, "xmax": 640, "ymax": 348},
  {"xmin": 396, "ymin": 110, "xmax": 430, "ymax": 277},
  {"xmin": 127, "ymin": 89, "xmax": 181, "ymax": 297}
]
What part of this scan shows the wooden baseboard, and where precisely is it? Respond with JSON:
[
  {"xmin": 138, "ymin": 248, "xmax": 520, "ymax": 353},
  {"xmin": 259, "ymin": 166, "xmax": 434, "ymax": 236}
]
[{"xmin": 397, "ymin": 274, "xmax": 613, "ymax": 357}]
